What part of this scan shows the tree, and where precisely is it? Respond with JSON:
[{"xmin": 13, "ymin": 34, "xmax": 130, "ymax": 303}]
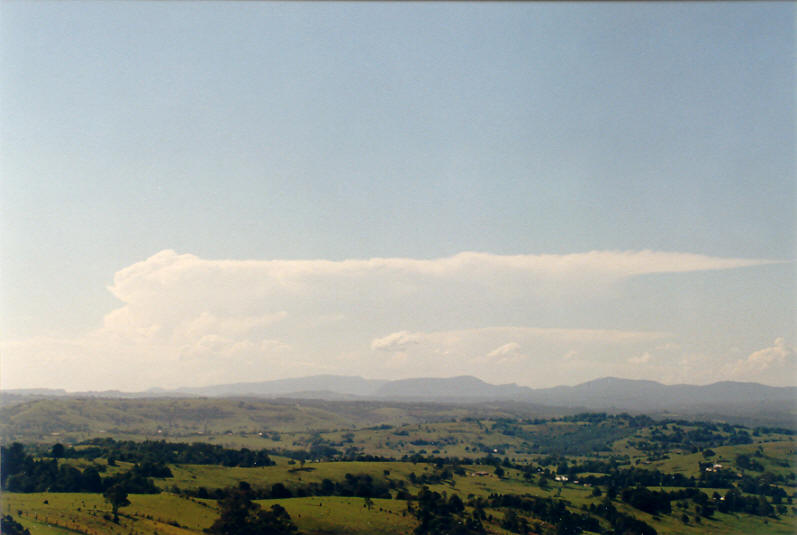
[
  {"xmin": 1, "ymin": 515, "xmax": 31, "ymax": 535},
  {"xmin": 538, "ymin": 474, "xmax": 550, "ymax": 491},
  {"xmin": 448, "ymin": 494, "xmax": 464, "ymax": 514},
  {"xmin": 756, "ymin": 496, "xmax": 774, "ymax": 517},
  {"xmin": 51, "ymin": 443, "xmax": 65, "ymax": 459},
  {"xmin": 82, "ymin": 466, "xmax": 103, "ymax": 493},
  {"xmin": 502, "ymin": 509, "xmax": 524, "ymax": 533},
  {"xmin": 103, "ymin": 484, "xmax": 130, "ymax": 523},
  {"xmin": 206, "ymin": 488, "xmax": 259, "ymax": 535},
  {"xmin": 207, "ymin": 484, "xmax": 299, "ymax": 535},
  {"xmin": 271, "ymin": 482, "xmax": 292, "ymax": 498},
  {"xmin": 1, "ymin": 443, "xmax": 28, "ymax": 488},
  {"xmin": 252, "ymin": 504, "xmax": 299, "ymax": 535}
]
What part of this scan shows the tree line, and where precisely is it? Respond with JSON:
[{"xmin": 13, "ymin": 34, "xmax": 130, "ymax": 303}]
[
  {"xmin": 1, "ymin": 442, "xmax": 162, "ymax": 494},
  {"xmin": 63, "ymin": 438, "xmax": 275, "ymax": 467}
]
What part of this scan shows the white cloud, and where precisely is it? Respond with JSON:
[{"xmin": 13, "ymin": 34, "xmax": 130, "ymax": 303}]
[
  {"xmin": 722, "ymin": 338, "xmax": 796, "ymax": 385},
  {"xmin": 628, "ymin": 352, "xmax": 653, "ymax": 365},
  {"xmin": 108, "ymin": 249, "xmax": 775, "ymax": 306},
  {"xmin": 173, "ymin": 311, "xmax": 288, "ymax": 341},
  {"xmin": 0, "ymin": 249, "xmax": 781, "ymax": 390},
  {"xmin": 367, "ymin": 326, "xmax": 670, "ymax": 385},
  {"xmin": 745, "ymin": 338, "xmax": 794, "ymax": 369},
  {"xmin": 371, "ymin": 331, "xmax": 422, "ymax": 352},
  {"xmin": 485, "ymin": 342, "xmax": 526, "ymax": 365},
  {"xmin": 487, "ymin": 342, "xmax": 522, "ymax": 358},
  {"xmin": 179, "ymin": 334, "xmax": 291, "ymax": 361},
  {"xmin": 372, "ymin": 327, "xmax": 670, "ymax": 351},
  {"xmin": 562, "ymin": 350, "xmax": 578, "ymax": 361},
  {"xmin": 466, "ymin": 342, "xmax": 527, "ymax": 366},
  {"xmin": 610, "ymin": 340, "xmax": 797, "ymax": 387}
]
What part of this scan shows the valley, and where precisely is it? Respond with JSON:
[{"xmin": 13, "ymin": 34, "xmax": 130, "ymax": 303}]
[{"xmin": 2, "ymin": 398, "xmax": 795, "ymax": 535}]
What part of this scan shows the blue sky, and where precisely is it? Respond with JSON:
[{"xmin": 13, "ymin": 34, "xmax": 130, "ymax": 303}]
[{"xmin": 1, "ymin": 3, "xmax": 794, "ymax": 390}]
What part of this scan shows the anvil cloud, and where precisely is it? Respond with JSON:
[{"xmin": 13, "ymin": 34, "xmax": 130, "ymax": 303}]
[{"xmin": 0, "ymin": 250, "xmax": 786, "ymax": 391}]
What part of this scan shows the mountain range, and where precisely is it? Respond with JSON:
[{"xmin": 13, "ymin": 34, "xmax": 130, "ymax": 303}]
[{"xmin": 5, "ymin": 375, "xmax": 795, "ymax": 418}]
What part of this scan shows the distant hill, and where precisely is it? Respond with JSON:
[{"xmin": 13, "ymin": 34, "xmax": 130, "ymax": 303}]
[
  {"xmin": 175, "ymin": 374, "xmax": 388, "ymax": 398},
  {"xmin": 373, "ymin": 375, "xmax": 530, "ymax": 400},
  {"xmin": 367, "ymin": 375, "xmax": 796, "ymax": 427},
  {"xmin": 525, "ymin": 377, "xmax": 797, "ymax": 413},
  {"xmin": 3, "ymin": 374, "xmax": 795, "ymax": 426}
]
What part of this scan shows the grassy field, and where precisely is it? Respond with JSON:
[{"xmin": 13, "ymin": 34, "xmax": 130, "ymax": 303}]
[
  {"xmin": 4, "ymin": 480, "xmax": 795, "ymax": 535},
  {"xmin": 5, "ymin": 459, "xmax": 795, "ymax": 535},
  {"xmin": 0, "ymin": 397, "xmax": 574, "ymax": 446},
  {"xmin": 2, "ymin": 492, "xmax": 216, "ymax": 535},
  {"xmin": 158, "ymin": 460, "xmax": 422, "ymax": 491},
  {"xmin": 257, "ymin": 496, "xmax": 417, "ymax": 535},
  {"xmin": 2, "ymin": 404, "xmax": 795, "ymax": 535}
]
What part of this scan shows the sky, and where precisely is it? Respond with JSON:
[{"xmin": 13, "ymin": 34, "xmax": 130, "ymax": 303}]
[{"xmin": 1, "ymin": 2, "xmax": 794, "ymax": 391}]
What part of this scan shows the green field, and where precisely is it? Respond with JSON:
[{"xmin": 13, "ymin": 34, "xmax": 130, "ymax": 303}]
[{"xmin": 2, "ymin": 400, "xmax": 795, "ymax": 535}]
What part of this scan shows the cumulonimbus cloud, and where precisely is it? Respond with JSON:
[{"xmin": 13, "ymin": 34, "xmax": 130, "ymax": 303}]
[
  {"xmin": 109, "ymin": 249, "xmax": 776, "ymax": 302},
  {"xmin": 0, "ymin": 249, "xmax": 782, "ymax": 390}
]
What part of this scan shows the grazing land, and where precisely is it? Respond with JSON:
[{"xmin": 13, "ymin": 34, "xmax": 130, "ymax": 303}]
[{"xmin": 1, "ymin": 398, "xmax": 796, "ymax": 535}]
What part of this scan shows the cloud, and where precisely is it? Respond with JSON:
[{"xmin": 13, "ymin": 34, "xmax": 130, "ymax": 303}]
[
  {"xmin": 371, "ymin": 331, "xmax": 422, "ymax": 352},
  {"xmin": 484, "ymin": 342, "xmax": 526, "ymax": 365},
  {"xmin": 0, "ymin": 249, "xmax": 781, "ymax": 390},
  {"xmin": 614, "ymin": 340, "xmax": 797, "ymax": 387},
  {"xmin": 628, "ymin": 352, "xmax": 653, "ymax": 365},
  {"xmin": 487, "ymin": 342, "xmax": 522, "ymax": 358},
  {"xmin": 173, "ymin": 311, "xmax": 288, "ymax": 341},
  {"xmin": 367, "ymin": 326, "xmax": 670, "ymax": 385},
  {"xmin": 179, "ymin": 335, "xmax": 291, "ymax": 361},
  {"xmin": 744, "ymin": 338, "xmax": 794, "ymax": 369},
  {"xmin": 372, "ymin": 327, "xmax": 670, "ymax": 351},
  {"xmin": 562, "ymin": 350, "xmax": 578, "ymax": 361},
  {"xmin": 721, "ymin": 338, "xmax": 796, "ymax": 385},
  {"xmin": 107, "ymin": 250, "xmax": 776, "ymax": 310}
]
